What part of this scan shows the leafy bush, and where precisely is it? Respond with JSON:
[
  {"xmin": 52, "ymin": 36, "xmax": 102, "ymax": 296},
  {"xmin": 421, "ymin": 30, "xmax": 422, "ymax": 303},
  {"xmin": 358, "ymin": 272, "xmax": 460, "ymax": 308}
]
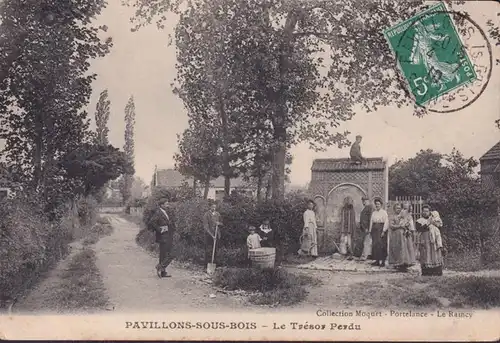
[
  {"xmin": 0, "ymin": 197, "xmax": 76, "ymax": 300},
  {"xmin": 149, "ymin": 192, "xmax": 308, "ymax": 250},
  {"xmin": 213, "ymin": 267, "xmax": 318, "ymax": 306}
]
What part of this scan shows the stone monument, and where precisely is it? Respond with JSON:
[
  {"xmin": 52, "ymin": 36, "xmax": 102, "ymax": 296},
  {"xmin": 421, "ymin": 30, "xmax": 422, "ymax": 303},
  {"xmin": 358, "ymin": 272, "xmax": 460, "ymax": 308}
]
[{"xmin": 308, "ymin": 156, "xmax": 388, "ymax": 254}]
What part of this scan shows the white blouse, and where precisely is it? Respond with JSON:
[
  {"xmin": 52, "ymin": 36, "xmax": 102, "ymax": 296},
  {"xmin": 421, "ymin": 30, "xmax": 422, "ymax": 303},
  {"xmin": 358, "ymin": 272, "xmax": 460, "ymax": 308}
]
[
  {"xmin": 303, "ymin": 209, "xmax": 317, "ymax": 230},
  {"xmin": 369, "ymin": 209, "xmax": 389, "ymax": 233}
]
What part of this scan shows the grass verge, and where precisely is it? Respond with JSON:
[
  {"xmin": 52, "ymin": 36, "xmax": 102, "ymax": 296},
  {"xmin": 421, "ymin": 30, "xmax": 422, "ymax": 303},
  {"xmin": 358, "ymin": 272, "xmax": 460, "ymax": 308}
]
[
  {"xmin": 82, "ymin": 217, "xmax": 114, "ymax": 246},
  {"xmin": 44, "ymin": 248, "xmax": 109, "ymax": 312},
  {"xmin": 347, "ymin": 275, "xmax": 500, "ymax": 309},
  {"xmin": 213, "ymin": 267, "xmax": 321, "ymax": 306}
]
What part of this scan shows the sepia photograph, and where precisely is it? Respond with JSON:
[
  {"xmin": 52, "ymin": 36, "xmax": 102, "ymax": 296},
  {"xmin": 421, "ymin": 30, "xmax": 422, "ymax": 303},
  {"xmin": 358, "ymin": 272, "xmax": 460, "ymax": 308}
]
[{"xmin": 0, "ymin": 0, "xmax": 499, "ymax": 340}]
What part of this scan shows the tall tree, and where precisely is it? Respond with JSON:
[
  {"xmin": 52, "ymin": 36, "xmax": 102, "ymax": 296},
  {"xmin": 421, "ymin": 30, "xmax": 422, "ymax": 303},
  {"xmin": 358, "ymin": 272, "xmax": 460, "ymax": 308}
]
[
  {"xmin": 0, "ymin": 0, "xmax": 112, "ymax": 208},
  {"xmin": 128, "ymin": 0, "xmax": 499, "ymax": 200},
  {"xmin": 95, "ymin": 89, "xmax": 111, "ymax": 145},
  {"xmin": 121, "ymin": 95, "xmax": 136, "ymax": 204},
  {"xmin": 174, "ymin": 122, "xmax": 222, "ymax": 199}
]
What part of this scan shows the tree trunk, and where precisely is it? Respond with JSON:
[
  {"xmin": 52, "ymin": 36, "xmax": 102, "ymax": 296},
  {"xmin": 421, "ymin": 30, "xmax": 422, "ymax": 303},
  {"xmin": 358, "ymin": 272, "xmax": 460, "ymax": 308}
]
[
  {"xmin": 193, "ymin": 177, "xmax": 198, "ymax": 197},
  {"xmin": 203, "ymin": 178, "xmax": 210, "ymax": 199},
  {"xmin": 256, "ymin": 171, "xmax": 263, "ymax": 202},
  {"xmin": 32, "ymin": 112, "xmax": 44, "ymax": 192},
  {"xmin": 216, "ymin": 91, "xmax": 231, "ymax": 197},
  {"xmin": 271, "ymin": 141, "xmax": 287, "ymax": 200},
  {"xmin": 265, "ymin": 173, "xmax": 272, "ymax": 200},
  {"xmin": 270, "ymin": 10, "xmax": 298, "ymax": 200}
]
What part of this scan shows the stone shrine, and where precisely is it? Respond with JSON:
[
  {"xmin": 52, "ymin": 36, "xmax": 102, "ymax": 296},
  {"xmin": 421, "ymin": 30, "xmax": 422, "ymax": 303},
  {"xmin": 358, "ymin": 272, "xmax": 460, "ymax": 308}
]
[{"xmin": 308, "ymin": 157, "xmax": 388, "ymax": 254}]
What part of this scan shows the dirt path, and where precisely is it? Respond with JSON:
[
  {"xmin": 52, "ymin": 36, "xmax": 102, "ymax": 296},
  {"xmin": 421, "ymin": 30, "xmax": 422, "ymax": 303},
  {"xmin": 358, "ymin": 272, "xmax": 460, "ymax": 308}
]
[
  {"xmin": 94, "ymin": 215, "xmax": 262, "ymax": 313},
  {"xmin": 17, "ymin": 215, "xmax": 499, "ymax": 314},
  {"xmin": 98, "ymin": 215, "xmax": 419, "ymax": 312}
]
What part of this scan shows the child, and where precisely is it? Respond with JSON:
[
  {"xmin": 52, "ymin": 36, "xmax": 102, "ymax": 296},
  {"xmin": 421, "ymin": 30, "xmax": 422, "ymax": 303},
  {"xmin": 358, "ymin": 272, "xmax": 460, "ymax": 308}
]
[{"xmin": 247, "ymin": 225, "xmax": 261, "ymax": 253}]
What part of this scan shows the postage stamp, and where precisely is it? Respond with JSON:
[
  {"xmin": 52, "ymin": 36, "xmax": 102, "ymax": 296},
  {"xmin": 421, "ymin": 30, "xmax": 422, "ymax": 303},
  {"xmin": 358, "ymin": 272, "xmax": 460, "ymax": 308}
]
[{"xmin": 384, "ymin": 2, "xmax": 492, "ymax": 112}]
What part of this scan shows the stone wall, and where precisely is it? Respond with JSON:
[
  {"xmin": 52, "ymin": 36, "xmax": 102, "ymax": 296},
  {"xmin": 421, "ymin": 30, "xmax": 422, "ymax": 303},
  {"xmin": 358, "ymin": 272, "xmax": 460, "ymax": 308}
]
[{"xmin": 308, "ymin": 158, "xmax": 388, "ymax": 254}]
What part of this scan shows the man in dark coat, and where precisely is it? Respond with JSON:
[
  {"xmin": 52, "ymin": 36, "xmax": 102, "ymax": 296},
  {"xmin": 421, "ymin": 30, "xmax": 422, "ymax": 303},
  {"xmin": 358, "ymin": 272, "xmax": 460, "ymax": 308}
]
[
  {"xmin": 359, "ymin": 196, "xmax": 373, "ymax": 260},
  {"xmin": 150, "ymin": 198, "xmax": 176, "ymax": 278},
  {"xmin": 202, "ymin": 202, "xmax": 222, "ymax": 265}
]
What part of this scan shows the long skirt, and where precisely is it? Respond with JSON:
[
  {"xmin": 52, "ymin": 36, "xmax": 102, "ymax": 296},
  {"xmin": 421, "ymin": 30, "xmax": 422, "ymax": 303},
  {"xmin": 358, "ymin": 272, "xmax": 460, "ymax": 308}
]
[
  {"xmin": 418, "ymin": 231, "xmax": 443, "ymax": 276},
  {"xmin": 299, "ymin": 227, "xmax": 318, "ymax": 257},
  {"xmin": 370, "ymin": 222, "xmax": 387, "ymax": 262},
  {"xmin": 388, "ymin": 228, "xmax": 416, "ymax": 267}
]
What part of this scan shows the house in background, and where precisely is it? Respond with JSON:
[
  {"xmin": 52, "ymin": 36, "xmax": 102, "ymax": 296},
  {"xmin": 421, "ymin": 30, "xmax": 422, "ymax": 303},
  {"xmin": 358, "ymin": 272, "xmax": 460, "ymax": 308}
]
[
  {"xmin": 480, "ymin": 140, "xmax": 500, "ymax": 191},
  {"xmin": 151, "ymin": 167, "xmax": 256, "ymax": 201}
]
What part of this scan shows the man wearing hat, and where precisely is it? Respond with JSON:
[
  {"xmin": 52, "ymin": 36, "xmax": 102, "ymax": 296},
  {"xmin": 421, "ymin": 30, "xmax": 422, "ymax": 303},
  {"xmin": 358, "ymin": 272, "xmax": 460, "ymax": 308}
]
[
  {"xmin": 203, "ymin": 201, "xmax": 222, "ymax": 265},
  {"xmin": 350, "ymin": 135, "xmax": 364, "ymax": 164},
  {"xmin": 149, "ymin": 195, "xmax": 176, "ymax": 278},
  {"xmin": 359, "ymin": 196, "xmax": 373, "ymax": 260}
]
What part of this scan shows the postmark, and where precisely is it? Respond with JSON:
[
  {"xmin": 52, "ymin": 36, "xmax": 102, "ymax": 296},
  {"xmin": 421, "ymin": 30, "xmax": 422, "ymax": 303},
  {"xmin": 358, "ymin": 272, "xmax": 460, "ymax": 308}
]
[{"xmin": 384, "ymin": 2, "xmax": 492, "ymax": 113}]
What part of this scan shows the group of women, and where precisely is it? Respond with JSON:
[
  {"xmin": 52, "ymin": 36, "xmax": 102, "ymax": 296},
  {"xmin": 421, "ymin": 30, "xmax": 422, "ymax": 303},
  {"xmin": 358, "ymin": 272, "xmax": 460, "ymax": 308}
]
[
  {"xmin": 301, "ymin": 197, "xmax": 445, "ymax": 276},
  {"xmin": 370, "ymin": 198, "xmax": 444, "ymax": 275}
]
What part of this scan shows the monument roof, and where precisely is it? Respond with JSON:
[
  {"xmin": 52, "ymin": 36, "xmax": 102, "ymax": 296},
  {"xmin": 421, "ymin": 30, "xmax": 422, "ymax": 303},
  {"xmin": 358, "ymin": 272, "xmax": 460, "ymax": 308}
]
[{"xmin": 311, "ymin": 157, "xmax": 386, "ymax": 172}]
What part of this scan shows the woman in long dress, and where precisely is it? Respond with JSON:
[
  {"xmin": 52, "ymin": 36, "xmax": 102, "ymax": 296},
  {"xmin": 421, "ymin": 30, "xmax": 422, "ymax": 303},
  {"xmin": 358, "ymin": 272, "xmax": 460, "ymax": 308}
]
[
  {"xmin": 415, "ymin": 205, "xmax": 444, "ymax": 276},
  {"xmin": 388, "ymin": 203, "xmax": 416, "ymax": 271},
  {"xmin": 369, "ymin": 197, "xmax": 389, "ymax": 267},
  {"xmin": 299, "ymin": 200, "xmax": 318, "ymax": 258}
]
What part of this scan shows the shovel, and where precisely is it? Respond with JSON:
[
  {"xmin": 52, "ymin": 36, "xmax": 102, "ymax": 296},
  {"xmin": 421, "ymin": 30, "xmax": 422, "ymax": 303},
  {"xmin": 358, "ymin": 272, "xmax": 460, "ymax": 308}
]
[{"xmin": 206, "ymin": 224, "xmax": 218, "ymax": 275}]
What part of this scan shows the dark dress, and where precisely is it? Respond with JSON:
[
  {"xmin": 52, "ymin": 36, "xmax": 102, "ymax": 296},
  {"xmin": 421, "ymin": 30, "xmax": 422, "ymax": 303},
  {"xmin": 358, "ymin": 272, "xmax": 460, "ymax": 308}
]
[
  {"xmin": 257, "ymin": 225, "xmax": 283, "ymax": 266},
  {"xmin": 257, "ymin": 226, "xmax": 276, "ymax": 248},
  {"xmin": 370, "ymin": 222, "xmax": 387, "ymax": 261}
]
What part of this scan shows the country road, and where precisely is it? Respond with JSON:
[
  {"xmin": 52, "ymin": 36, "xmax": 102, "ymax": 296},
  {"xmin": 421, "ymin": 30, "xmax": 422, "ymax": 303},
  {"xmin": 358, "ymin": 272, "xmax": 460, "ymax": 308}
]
[{"xmin": 15, "ymin": 214, "xmax": 500, "ymax": 315}]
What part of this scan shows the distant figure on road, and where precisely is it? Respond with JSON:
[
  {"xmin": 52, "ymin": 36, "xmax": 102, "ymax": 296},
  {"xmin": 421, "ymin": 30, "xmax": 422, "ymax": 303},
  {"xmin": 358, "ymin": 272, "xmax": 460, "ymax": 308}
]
[
  {"xmin": 350, "ymin": 135, "xmax": 364, "ymax": 164},
  {"xmin": 203, "ymin": 202, "xmax": 222, "ymax": 265},
  {"xmin": 150, "ymin": 196, "xmax": 176, "ymax": 278}
]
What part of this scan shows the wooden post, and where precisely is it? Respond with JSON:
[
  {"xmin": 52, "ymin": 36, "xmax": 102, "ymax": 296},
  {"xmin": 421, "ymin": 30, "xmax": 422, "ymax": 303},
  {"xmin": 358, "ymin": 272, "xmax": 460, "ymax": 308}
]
[{"xmin": 383, "ymin": 158, "xmax": 389, "ymax": 209}]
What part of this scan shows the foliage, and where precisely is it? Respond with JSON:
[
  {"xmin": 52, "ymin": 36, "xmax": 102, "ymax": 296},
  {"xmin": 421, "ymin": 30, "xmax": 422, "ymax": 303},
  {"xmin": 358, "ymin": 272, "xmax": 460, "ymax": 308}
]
[
  {"xmin": 174, "ymin": 124, "xmax": 222, "ymax": 198},
  {"xmin": 121, "ymin": 95, "xmax": 136, "ymax": 204},
  {"xmin": 389, "ymin": 148, "xmax": 500, "ymax": 264},
  {"xmin": 0, "ymin": 196, "xmax": 73, "ymax": 300},
  {"xmin": 0, "ymin": 0, "xmax": 112, "ymax": 207},
  {"xmin": 127, "ymin": 0, "xmax": 499, "ymax": 199},
  {"xmin": 141, "ymin": 193, "xmax": 309, "ymax": 266},
  {"xmin": 94, "ymin": 89, "xmax": 111, "ymax": 146},
  {"xmin": 59, "ymin": 143, "xmax": 134, "ymax": 198}
]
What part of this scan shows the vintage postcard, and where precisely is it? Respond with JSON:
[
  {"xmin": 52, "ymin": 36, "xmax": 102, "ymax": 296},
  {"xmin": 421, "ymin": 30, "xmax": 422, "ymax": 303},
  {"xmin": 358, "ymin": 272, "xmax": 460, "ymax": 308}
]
[{"xmin": 0, "ymin": 0, "xmax": 499, "ymax": 341}]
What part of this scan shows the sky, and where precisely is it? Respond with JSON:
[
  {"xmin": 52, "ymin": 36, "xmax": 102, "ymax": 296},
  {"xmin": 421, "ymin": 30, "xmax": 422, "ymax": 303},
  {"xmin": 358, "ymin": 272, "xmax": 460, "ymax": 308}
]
[{"xmin": 87, "ymin": 1, "xmax": 500, "ymax": 187}]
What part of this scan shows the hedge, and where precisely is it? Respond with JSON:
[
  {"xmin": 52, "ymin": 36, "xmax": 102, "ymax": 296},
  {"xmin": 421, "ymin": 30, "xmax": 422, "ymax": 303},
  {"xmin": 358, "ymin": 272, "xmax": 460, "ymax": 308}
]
[
  {"xmin": 142, "ymin": 189, "xmax": 309, "ymax": 266},
  {"xmin": 0, "ymin": 195, "xmax": 98, "ymax": 301}
]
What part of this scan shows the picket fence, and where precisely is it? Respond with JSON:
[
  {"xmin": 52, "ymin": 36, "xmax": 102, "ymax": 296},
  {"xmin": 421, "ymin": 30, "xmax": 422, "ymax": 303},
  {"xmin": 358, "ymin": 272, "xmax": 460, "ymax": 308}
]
[{"xmin": 388, "ymin": 195, "xmax": 424, "ymax": 222}]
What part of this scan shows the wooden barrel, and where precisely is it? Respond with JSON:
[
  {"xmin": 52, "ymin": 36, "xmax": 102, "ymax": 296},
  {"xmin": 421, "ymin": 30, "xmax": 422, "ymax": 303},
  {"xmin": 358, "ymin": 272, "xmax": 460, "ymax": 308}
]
[{"xmin": 249, "ymin": 247, "xmax": 276, "ymax": 269}]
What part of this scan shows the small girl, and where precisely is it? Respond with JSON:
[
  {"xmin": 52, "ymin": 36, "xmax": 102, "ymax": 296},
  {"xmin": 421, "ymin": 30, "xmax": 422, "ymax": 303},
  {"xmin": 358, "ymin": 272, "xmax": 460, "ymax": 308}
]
[{"xmin": 247, "ymin": 225, "xmax": 261, "ymax": 253}]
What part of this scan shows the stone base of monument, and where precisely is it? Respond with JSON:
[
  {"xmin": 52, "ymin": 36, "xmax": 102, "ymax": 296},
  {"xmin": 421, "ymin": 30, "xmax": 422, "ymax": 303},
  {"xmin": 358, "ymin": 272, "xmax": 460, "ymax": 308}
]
[{"xmin": 293, "ymin": 254, "xmax": 420, "ymax": 274}]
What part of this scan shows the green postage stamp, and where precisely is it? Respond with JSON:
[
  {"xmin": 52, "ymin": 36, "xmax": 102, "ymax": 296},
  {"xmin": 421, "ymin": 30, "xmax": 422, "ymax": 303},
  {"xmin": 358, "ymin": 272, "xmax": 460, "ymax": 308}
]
[{"xmin": 384, "ymin": 2, "xmax": 477, "ymax": 106}]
